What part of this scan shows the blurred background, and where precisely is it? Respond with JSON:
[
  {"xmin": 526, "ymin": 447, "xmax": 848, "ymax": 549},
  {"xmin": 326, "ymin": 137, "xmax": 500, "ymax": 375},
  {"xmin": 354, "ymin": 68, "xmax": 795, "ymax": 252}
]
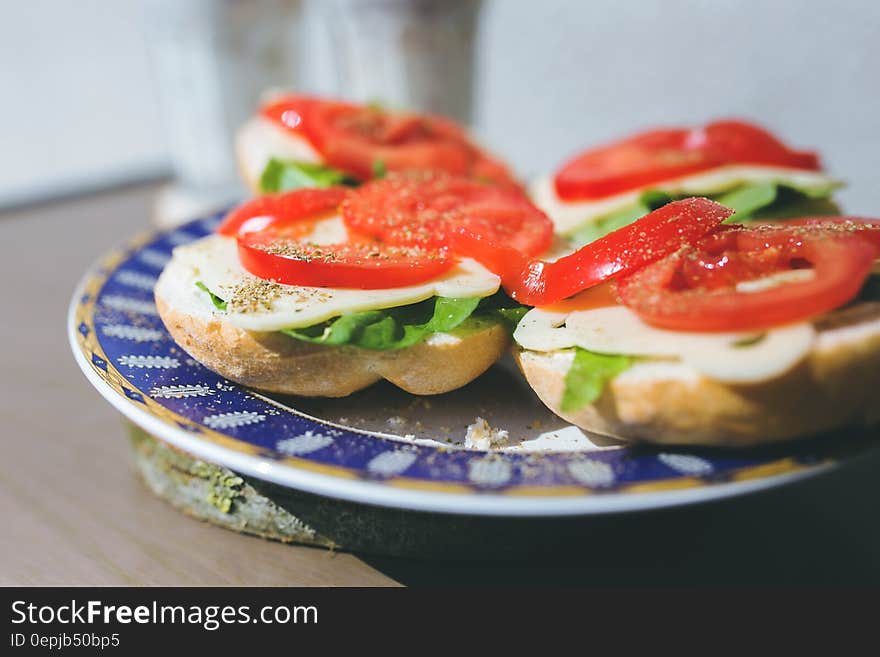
[{"xmin": 1, "ymin": 0, "xmax": 877, "ymax": 214}]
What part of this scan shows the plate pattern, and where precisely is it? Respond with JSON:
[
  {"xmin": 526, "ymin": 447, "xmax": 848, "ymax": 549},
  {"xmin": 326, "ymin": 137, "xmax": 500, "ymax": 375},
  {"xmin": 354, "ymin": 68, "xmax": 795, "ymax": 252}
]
[{"xmin": 69, "ymin": 213, "xmax": 873, "ymax": 509}]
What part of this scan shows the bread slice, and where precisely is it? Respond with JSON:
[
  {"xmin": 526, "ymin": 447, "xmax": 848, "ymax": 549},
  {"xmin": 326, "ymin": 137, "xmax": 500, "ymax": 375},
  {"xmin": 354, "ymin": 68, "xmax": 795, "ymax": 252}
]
[
  {"xmin": 155, "ymin": 255, "xmax": 509, "ymax": 397},
  {"xmin": 514, "ymin": 302, "xmax": 880, "ymax": 446}
]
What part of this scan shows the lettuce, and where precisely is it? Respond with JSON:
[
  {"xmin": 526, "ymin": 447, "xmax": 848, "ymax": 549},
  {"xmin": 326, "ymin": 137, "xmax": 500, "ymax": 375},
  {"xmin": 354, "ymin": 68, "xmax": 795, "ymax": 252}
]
[
  {"xmin": 733, "ymin": 187, "xmax": 840, "ymax": 221},
  {"xmin": 195, "ymin": 281, "xmax": 227, "ymax": 311},
  {"xmin": 569, "ymin": 180, "xmax": 841, "ymax": 246},
  {"xmin": 281, "ymin": 296, "xmax": 479, "ymax": 350},
  {"xmin": 195, "ymin": 282, "xmax": 525, "ymax": 351},
  {"xmin": 719, "ymin": 182, "xmax": 841, "ymax": 223},
  {"xmin": 259, "ymin": 158, "xmax": 357, "ymax": 193},
  {"xmin": 569, "ymin": 190, "xmax": 672, "ymax": 245},
  {"xmin": 371, "ymin": 159, "xmax": 387, "ymax": 179},
  {"xmin": 561, "ymin": 348, "xmax": 632, "ymax": 412},
  {"xmin": 715, "ymin": 182, "xmax": 779, "ymax": 221},
  {"xmin": 281, "ymin": 293, "xmax": 525, "ymax": 350}
]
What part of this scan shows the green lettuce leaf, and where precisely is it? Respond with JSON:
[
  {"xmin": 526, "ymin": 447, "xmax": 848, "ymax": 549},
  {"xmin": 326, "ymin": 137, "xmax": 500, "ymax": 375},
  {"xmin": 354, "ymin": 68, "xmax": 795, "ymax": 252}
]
[
  {"xmin": 716, "ymin": 181, "xmax": 779, "ymax": 222},
  {"xmin": 490, "ymin": 305, "xmax": 530, "ymax": 331},
  {"xmin": 282, "ymin": 293, "xmax": 526, "ymax": 350},
  {"xmin": 195, "ymin": 281, "xmax": 227, "ymax": 310},
  {"xmin": 570, "ymin": 190, "xmax": 672, "ymax": 245},
  {"xmin": 280, "ymin": 296, "xmax": 480, "ymax": 350},
  {"xmin": 196, "ymin": 281, "xmax": 525, "ymax": 351},
  {"xmin": 371, "ymin": 159, "xmax": 387, "ymax": 179},
  {"xmin": 259, "ymin": 158, "xmax": 357, "ymax": 193},
  {"xmin": 561, "ymin": 348, "xmax": 631, "ymax": 412},
  {"xmin": 742, "ymin": 188, "xmax": 841, "ymax": 221},
  {"xmin": 570, "ymin": 180, "xmax": 840, "ymax": 245},
  {"xmin": 468, "ymin": 291, "xmax": 531, "ymax": 331}
]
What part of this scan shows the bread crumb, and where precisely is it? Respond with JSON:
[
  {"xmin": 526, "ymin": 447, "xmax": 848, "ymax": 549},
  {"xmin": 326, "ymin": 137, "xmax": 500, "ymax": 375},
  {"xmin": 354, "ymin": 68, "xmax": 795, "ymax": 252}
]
[{"xmin": 464, "ymin": 417, "xmax": 509, "ymax": 450}]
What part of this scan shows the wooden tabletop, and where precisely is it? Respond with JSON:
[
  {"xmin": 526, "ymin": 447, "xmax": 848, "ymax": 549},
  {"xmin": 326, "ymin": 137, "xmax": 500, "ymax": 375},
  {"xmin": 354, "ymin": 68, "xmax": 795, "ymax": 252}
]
[{"xmin": 2, "ymin": 183, "xmax": 880, "ymax": 586}]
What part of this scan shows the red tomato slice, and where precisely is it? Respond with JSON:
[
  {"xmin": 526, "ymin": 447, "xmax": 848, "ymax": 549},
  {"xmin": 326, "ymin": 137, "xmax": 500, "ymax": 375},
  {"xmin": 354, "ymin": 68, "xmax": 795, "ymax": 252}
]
[
  {"xmin": 218, "ymin": 186, "xmax": 452, "ymax": 289},
  {"xmin": 236, "ymin": 236, "xmax": 454, "ymax": 289},
  {"xmin": 341, "ymin": 173, "xmax": 554, "ymax": 256},
  {"xmin": 555, "ymin": 119, "xmax": 821, "ymax": 201},
  {"xmin": 617, "ymin": 225, "xmax": 876, "ymax": 332},
  {"xmin": 507, "ymin": 197, "xmax": 733, "ymax": 306},
  {"xmin": 260, "ymin": 95, "xmax": 319, "ymax": 140},
  {"xmin": 781, "ymin": 217, "xmax": 880, "ymax": 253},
  {"xmin": 261, "ymin": 96, "xmax": 519, "ymax": 187},
  {"xmin": 554, "ymin": 129, "xmax": 710, "ymax": 201},
  {"xmin": 689, "ymin": 120, "xmax": 820, "ymax": 170},
  {"xmin": 217, "ymin": 187, "xmax": 350, "ymax": 237}
]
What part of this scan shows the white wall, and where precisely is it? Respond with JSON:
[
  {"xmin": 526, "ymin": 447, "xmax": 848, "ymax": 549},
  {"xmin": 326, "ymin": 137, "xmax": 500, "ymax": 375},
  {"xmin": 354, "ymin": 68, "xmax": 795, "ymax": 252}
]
[
  {"xmin": 478, "ymin": 0, "xmax": 880, "ymax": 212},
  {"xmin": 0, "ymin": 1, "xmax": 167, "ymax": 205},
  {"xmin": 1, "ymin": 0, "xmax": 878, "ymax": 211}
]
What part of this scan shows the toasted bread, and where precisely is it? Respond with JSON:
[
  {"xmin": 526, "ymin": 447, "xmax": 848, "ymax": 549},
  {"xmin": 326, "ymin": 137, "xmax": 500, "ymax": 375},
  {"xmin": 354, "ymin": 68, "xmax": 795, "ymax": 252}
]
[
  {"xmin": 514, "ymin": 303, "xmax": 880, "ymax": 446},
  {"xmin": 155, "ymin": 255, "xmax": 509, "ymax": 397}
]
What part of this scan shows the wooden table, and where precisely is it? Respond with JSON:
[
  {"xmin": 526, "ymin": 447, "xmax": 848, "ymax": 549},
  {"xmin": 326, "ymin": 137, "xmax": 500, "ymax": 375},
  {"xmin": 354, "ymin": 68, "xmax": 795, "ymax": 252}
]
[{"xmin": 2, "ymin": 184, "xmax": 880, "ymax": 586}]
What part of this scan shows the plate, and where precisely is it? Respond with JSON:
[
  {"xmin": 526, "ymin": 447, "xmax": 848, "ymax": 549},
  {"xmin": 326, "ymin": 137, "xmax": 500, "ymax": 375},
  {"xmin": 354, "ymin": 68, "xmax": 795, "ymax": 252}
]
[{"xmin": 68, "ymin": 213, "xmax": 877, "ymax": 516}]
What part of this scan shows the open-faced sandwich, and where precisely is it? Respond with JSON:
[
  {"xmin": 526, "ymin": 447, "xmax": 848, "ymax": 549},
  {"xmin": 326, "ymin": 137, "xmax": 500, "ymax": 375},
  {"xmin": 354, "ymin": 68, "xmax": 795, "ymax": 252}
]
[
  {"xmin": 237, "ymin": 94, "xmax": 518, "ymax": 195},
  {"xmin": 160, "ymin": 95, "xmax": 880, "ymax": 448},
  {"xmin": 511, "ymin": 199, "xmax": 880, "ymax": 446},
  {"xmin": 155, "ymin": 174, "xmax": 550, "ymax": 397},
  {"xmin": 157, "ymin": 93, "xmax": 543, "ymax": 398},
  {"xmin": 530, "ymin": 119, "xmax": 843, "ymax": 246}
]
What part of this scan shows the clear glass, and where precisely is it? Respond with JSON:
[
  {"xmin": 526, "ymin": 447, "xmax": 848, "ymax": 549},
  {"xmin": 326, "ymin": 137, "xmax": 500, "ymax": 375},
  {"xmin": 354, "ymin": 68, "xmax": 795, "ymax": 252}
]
[
  {"xmin": 145, "ymin": 0, "xmax": 304, "ymax": 190},
  {"xmin": 323, "ymin": 0, "xmax": 483, "ymax": 124}
]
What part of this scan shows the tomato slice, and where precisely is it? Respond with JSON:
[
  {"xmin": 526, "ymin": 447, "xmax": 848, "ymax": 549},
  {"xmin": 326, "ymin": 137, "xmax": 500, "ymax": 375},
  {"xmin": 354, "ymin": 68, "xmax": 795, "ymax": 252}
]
[
  {"xmin": 217, "ymin": 187, "xmax": 350, "ymax": 237},
  {"xmin": 261, "ymin": 96, "xmax": 519, "ymax": 187},
  {"xmin": 507, "ymin": 197, "xmax": 733, "ymax": 306},
  {"xmin": 260, "ymin": 95, "xmax": 318, "ymax": 140},
  {"xmin": 218, "ymin": 186, "xmax": 453, "ymax": 289},
  {"xmin": 341, "ymin": 173, "xmax": 554, "ymax": 256},
  {"xmin": 554, "ymin": 129, "xmax": 710, "ymax": 201},
  {"xmin": 781, "ymin": 217, "xmax": 880, "ymax": 253},
  {"xmin": 689, "ymin": 120, "xmax": 820, "ymax": 170},
  {"xmin": 554, "ymin": 119, "xmax": 820, "ymax": 201},
  {"xmin": 617, "ymin": 225, "xmax": 876, "ymax": 332},
  {"xmin": 237, "ymin": 236, "xmax": 453, "ymax": 289}
]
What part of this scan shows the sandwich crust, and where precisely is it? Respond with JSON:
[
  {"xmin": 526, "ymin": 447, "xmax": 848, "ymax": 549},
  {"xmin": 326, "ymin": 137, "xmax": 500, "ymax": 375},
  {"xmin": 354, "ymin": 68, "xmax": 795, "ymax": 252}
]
[
  {"xmin": 155, "ymin": 262, "xmax": 509, "ymax": 397},
  {"xmin": 514, "ymin": 303, "xmax": 880, "ymax": 446}
]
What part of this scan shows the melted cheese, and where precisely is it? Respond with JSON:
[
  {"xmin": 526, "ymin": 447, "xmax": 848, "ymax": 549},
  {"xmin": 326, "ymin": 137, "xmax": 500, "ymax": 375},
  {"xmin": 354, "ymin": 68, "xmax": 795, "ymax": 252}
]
[
  {"xmin": 236, "ymin": 116, "xmax": 323, "ymax": 185},
  {"xmin": 173, "ymin": 217, "xmax": 501, "ymax": 332},
  {"xmin": 529, "ymin": 164, "xmax": 841, "ymax": 236},
  {"xmin": 514, "ymin": 305, "xmax": 815, "ymax": 383}
]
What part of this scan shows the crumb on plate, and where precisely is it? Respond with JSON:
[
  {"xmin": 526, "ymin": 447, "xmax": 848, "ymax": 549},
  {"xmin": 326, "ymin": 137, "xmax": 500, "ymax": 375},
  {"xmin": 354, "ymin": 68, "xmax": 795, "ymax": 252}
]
[{"xmin": 464, "ymin": 417, "xmax": 509, "ymax": 450}]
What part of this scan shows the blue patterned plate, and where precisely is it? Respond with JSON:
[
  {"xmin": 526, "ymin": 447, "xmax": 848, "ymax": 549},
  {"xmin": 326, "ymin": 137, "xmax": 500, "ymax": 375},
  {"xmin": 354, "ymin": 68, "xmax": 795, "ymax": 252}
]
[{"xmin": 68, "ymin": 213, "xmax": 877, "ymax": 516}]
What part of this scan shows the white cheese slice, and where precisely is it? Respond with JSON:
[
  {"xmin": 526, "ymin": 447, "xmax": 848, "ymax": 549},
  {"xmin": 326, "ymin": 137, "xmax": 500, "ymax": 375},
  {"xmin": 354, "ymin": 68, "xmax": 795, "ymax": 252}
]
[
  {"xmin": 173, "ymin": 218, "xmax": 500, "ymax": 332},
  {"xmin": 236, "ymin": 116, "xmax": 323, "ymax": 186},
  {"xmin": 529, "ymin": 164, "xmax": 841, "ymax": 236},
  {"xmin": 514, "ymin": 305, "xmax": 815, "ymax": 383},
  {"xmin": 298, "ymin": 215, "xmax": 349, "ymax": 245}
]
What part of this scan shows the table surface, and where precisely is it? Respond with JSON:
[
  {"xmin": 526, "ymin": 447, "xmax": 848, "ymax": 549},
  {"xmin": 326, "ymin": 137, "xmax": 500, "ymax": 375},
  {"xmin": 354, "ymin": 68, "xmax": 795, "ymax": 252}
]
[{"xmin": 2, "ymin": 183, "xmax": 880, "ymax": 586}]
